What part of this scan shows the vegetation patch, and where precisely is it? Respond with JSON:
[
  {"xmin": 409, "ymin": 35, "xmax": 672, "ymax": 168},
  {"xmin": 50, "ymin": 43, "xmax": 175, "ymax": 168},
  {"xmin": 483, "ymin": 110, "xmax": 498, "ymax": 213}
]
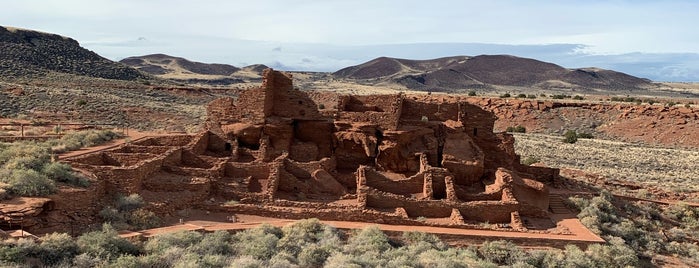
[
  {"xmin": 0, "ymin": 130, "xmax": 121, "ymax": 197},
  {"xmin": 0, "ymin": 219, "xmax": 646, "ymax": 267}
]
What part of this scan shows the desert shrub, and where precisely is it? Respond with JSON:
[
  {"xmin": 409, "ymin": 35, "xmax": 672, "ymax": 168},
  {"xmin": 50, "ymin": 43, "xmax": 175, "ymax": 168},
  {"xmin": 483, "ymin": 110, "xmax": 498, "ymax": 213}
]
[
  {"xmin": 499, "ymin": 93, "xmax": 511, "ymax": 98},
  {"xmin": 345, "ymin": 225, "xmax": 392, "ymax": 255},
  {"xmin": 0, "ymin": 142, "xmax": 51, "ymax": 170},
  {"xmin": 144, "ymin": 231, "xmax": 203, "ymax": 254},
  {"xmin": 127, "ymin": 208, "xmax": 161, "ymax": 230},
  {"xmin": 573, "ymin": 95, "xmax": 584, "ymax": 100},
  {"xmin": 527, "ymin": 94, "xmax": 537, "ymax": 99},
  {"xmin": 298, "ymin": 244, "xmax": 332, "ymax": 267},
  {"xmin": 576, "ymin": 132, "xmax": 594, "ymax": 139},
  {"xmin": 98, "ymin": 207, "xmax": 124, "ymax": 223},
  {"xmin": 666, "ymin": 101, "xmax": 677, "ymax": 107},
  {"xmin": 278, "ymin": 218, "xmax": 341, "ymax": 257},
  {"xmin": 233, "ymin": 224, "xmax": 282, "ymax": 260},
  {"xmin": 317, "ymin": 103, "xmax": 325, "ymax": 109},
  {"xmin": 402, "ymin": 231, "xmax": 447, "ymax": 250},
  {"xmin": 664, "ymin": 202, "xmax": 699, "ymax": 228},
  {"xmin": 116, "ymin": 193, "xmax": 144, "ymax": 212},
  {"xmin": 516, "ymin": 93, "xmax": 527, "ymax": 98},
  {"xmin": 35, "ymin": 232, "xmax": 79, "ymax": 266},
  {"xmin": 324, "ymin": 252, "xmax": 361, "ymax": 268},
  {"xmin": 468, "ymin": 90, "xmax": 477, "ymax": 96},
  {"xmin": 2, "ymin": 169, "xmax": 56, "ymax": 196},
  {"xmin": 52, "ymin": 130, "xmax": 122, "ymax": 152},
  {"xmin": 230, "ymin": 255, "xmax": 264, "ymax": 268},
  {"xmin": 190, "ymin": 230, "xmax": 234, "ymax": 256},
  {"xmin": 586, "ymin": 237, "xmax": 639, "ymax": 267},
  {"xmin": 77, "ymin": 224, "xmax": 140, "ymax": 260},
  {"xmin": 200, "ymin": 254, "xmax": 232, "ymax": 268},
  {"xmin": 477, "ymin": 240, "xmax": 526, "ymax": 265},
  {"xmin": 521, "ymin": 156, "xmax": 541, "ymax": 166},
  {"xmin": 41, "ymin": 161, "xmax": 88, "ymax": 187},
  {"xmin": 551, "ymin": 94, "xmax": 568, "ymax": 99},
  {"xmin": 506, "ymin": 125, "xmax": 526, "ymax": 133},
  {"xmin": 268, "ymin": 251, "xmax": 298, "ymax": 268},
  {"xmin": 563, "ymin": 130, "xmax": 578, "ymax": 144},
  {"xmin": 0, "ymin": 240, "xmax": 29, "ymax": 264}
]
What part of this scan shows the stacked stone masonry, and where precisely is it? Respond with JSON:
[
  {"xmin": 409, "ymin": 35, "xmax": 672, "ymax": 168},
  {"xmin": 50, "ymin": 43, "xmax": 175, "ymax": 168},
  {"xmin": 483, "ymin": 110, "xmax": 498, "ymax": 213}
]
[{"xmin": 57, "ymin": 68, "xmax": 559, "ymax": 232}]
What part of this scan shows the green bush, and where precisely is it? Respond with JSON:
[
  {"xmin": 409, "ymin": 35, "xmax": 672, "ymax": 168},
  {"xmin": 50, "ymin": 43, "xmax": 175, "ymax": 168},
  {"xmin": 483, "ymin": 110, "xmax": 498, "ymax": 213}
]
[
  {"xmin": 516, "ymin": 93, "xmax": 527, "ymax": 98},
  {"xmin": 576, "ymin": 132, "xmax": 594, "ymax": 139},
  {"xmin": 468, "ymin": 91, "xmax": 477, "ymax": 96},
  {"xmin": 189, "ymin": 230, "xmax": 233, "ymax": 256},
  {"xmin": 345, "ymin": 225, "xmax": 392, "ymax": 256},
  {"xmin": 278, "ymin": 218, "xmax": 340, "ymax": 257},
  {"xmin": 563, "ymin": 130, "xmax": 578, "ymax": 144},
  {"xmin": 3, "ymin": 169, "xmax": 56, "ymax": 196},
  {"xmin": 521, "ymin": 156, "xmax": 541, "ymax": 166},
  {"xmin": 36, "ymin": 232, "xmax": 79, "ymax": 266},
  {"xmin": 499, "ymin": 93, "xmax": 511, "ymax": 98},
  {"xmin": 573, "ymin": 95, "xmax": 584, "ymax": 100},
  {"xmin": 127, "ymin": 208, "xmax": 161, "ymax": 230},
  {"xmin": 506, "ymin": 125, "xmax": 526, "ymax": 133},
  {"xmin": 477, "ymin": 240, "xmax": 525, "ymax": 265},
  {"xmin": 77, "ymin": 224, "xmax": 140, "ymax": 260},
  {"xmin": 116, "ymin": 194, "xmax": 144, "ymax": 212},
  {"xmin": 527, "ymin": 94, "xmax": 537, "ymax": 99},
  {"xmin": 144, "ymin": 230, "xmax": 203, "ymax": 254},
  {"xmin": 233, "ymin": 224, "xmax": 282, "ymax": 260}
]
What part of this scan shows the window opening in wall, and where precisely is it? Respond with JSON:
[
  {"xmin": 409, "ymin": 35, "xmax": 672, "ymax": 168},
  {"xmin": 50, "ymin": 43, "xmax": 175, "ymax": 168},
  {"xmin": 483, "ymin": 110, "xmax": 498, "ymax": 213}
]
[{"xmin": 473, "ymin": 128, "xmax": 478, "ymax": 136}]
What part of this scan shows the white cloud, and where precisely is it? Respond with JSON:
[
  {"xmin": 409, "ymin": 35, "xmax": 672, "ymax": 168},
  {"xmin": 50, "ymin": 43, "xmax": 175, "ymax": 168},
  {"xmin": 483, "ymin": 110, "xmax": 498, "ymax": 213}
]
[{"xmin": 2, "ymin": 0, "xmax": 698, "ymax": 80}]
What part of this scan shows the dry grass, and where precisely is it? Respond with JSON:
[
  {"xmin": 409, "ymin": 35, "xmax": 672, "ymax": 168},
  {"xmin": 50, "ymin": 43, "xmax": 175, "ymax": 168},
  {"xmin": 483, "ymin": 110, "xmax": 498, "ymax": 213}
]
[{"xmin": 513, "ymin": 133, "xmax": 699, "ymax": 192}]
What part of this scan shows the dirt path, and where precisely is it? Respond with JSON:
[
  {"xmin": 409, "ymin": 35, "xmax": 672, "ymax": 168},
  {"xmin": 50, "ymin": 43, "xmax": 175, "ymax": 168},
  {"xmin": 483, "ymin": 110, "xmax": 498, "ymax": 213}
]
[
  {"xmin": 58, "ymin": 130, "xmax": 165, "ymax": 159},
  {"xmin": 124, "ymin": 213, "xmax": 605, "ymax": 249}
]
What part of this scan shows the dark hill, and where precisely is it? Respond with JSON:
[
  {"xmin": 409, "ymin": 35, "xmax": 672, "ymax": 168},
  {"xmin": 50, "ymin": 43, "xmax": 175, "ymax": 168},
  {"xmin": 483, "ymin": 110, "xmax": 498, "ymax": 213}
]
[
  {"xmin": 120, "ymin": 54, "xmax": 240, "ymax": 76},
  {"xmin": 0, "ymin": 26, "xmax": 146, "ymax": 80},
  {"xmin": 334, "ymin": 55, "xmax": 653, "ymax": 92}
]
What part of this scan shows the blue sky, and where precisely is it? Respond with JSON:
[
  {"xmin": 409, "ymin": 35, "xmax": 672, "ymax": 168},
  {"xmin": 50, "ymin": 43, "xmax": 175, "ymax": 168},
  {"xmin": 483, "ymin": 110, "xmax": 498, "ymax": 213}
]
[{"xmin": 3, "ymin": 0, "xmax": 699, "ymax": 81}]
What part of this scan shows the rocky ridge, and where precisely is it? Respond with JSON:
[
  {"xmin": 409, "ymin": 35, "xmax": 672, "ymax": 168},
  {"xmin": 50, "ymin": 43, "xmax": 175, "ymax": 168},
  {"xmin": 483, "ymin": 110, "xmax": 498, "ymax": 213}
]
[
  {"xmin": 0, "ymin": 26, "xmax": 146, "ymax": 81},
  {"xmin": 334, "ymin": 55, "xmax": 655, "ymax": 92}
]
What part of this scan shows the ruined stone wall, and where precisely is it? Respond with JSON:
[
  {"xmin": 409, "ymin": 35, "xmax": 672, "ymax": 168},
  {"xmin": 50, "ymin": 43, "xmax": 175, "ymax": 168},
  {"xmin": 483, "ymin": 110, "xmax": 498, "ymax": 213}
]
[
  {"xmin": 337, "ymin": 94, "xmax": 403, "ymax": 130},
  {"xmin": 110, "ymin": 145, "xmax": 172, "ymax": 154},
  {"xmin": 283, "ymin": 157, "xmax": 336, "ymax": 179},
  {"xmin": 460, "ymin": 102, "xmax": 497, "ymax": 137},
  {"xmin": 70, "ymin": 152, "xmax": 120, "ymax": 166},
  {"xmin": 272, "ymin": 88, "xmax": 324, "ymax": 120},
  {"xmin": 363, "ymin": 167, "xmax": 424, "ymax": 195},
  {"xmin": 142, "ymin": 176, "xmax": 210, "ymax": 192},
  {"xmin": 225, "ymin": 162, "xmax": 272, "ymax": 180},
  {"xmin": 457, "ymin": 201, "xmax": 519, "ymax": 223},
  {"xmin": 178, "ymin": 150, "xmax": 215, "ymax": 169},
  {"xmin": 205, "ymin": 97, "xmax": 240, "ymax": 127},
  {"xmin": 107, "ymin": 153, "xmax": 157, "ymax": 167},
  {"xmin": 400, "ymin": 98, "xmax": 460, "ymax": 122},
  {"xmin": 341, "ymin": 95, "xmax": 399, "ymax": 112},
  {"xmin": 364, "ymin": 188, "xmax": 453, "ymax": 217},
  {"xmin": 132, "ymin": 135, "xmax": 195, "ymax": 147}
]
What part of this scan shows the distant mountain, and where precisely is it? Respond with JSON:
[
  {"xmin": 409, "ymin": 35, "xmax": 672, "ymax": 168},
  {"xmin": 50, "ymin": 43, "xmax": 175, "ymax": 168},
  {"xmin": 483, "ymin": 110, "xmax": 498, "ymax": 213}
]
[
  {"xmin": 241, "ymin": 64, "xmax": 270, "ymax": 74},
  {"xmin": 0, "ymin": 26, "xmax": 146, "ymax": 80},
  {"xmin": 120, "ymin": 54, "xmax": 240, "ymax": 76},
  {"xmin": 334, "ymin": 55, "xmax": 653, "ymax": 92}
]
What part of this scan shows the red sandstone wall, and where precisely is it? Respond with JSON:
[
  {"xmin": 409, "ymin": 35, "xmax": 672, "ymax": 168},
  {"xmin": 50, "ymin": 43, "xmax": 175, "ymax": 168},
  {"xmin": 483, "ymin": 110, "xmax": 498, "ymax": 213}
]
[{"xmin": 363, "ymin": 167, "xmax": 424, "ymax": 195}]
